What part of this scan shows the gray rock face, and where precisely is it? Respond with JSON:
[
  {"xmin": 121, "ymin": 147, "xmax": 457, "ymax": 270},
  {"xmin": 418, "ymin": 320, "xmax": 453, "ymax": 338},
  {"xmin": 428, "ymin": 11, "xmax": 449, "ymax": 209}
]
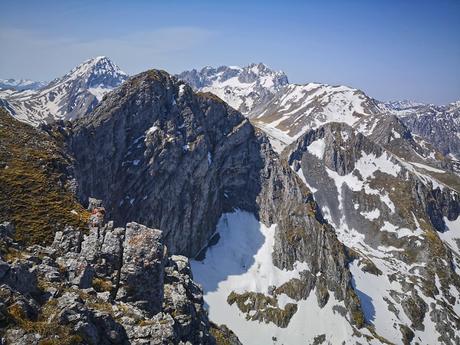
[
  {"xmin": 254, "ymin": 132, "xmax": 362, "ymax": 322},
  {"xmin": 68, "ymin": 70, "xmax": 260, "ymax": 256},
  {"xmin": 0, "ymin": 217, "xmax": 236, "ymax": 345},
  {"xmin": 285, "ymin": 122, "xmax": 460, "ymax": 343},
  {"xmin": 117, "ymin": 223, "xmax": 165, "ymax": 315},
  {"xmin": 51, "ymin": 225, "xmax": 83, "ymax": 255}
]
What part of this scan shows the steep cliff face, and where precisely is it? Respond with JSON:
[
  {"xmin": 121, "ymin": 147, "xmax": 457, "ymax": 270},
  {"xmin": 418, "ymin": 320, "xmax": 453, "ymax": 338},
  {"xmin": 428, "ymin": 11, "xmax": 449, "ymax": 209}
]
[
  {"xmin": 0, "ymin": 108, "xmax": 242, "ymax": 344},
  {"xmin": 4, "ymin": 59, "xmax": 460, "ymax": 343},
  {"xmin": 68, "ymin": 70, "xmax": 262, "ymax": 256},
  {"xmin": 285, "ymin": 122, "xmax": 460, "ymax": 344}
]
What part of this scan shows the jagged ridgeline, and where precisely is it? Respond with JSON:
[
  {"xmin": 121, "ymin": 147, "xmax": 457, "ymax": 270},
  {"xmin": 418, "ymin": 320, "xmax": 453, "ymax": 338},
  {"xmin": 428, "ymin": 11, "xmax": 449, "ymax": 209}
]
[{"xmin": 0, "ymin": 108, "xmax": 89, "ymax": 244}]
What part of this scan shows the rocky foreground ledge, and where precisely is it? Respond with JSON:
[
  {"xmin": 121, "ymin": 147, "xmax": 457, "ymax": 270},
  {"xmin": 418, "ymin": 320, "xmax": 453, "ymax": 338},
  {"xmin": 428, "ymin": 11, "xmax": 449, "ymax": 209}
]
[{"xmin": 0, "ymin": 213, "xmax": 241, "ymax": 344}]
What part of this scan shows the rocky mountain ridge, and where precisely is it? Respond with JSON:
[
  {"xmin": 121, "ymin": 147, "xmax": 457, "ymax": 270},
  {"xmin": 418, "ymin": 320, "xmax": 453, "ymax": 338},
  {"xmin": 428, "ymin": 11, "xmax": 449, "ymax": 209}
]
[
  {"xmin": 285, "ymin": 122, "xmax": 460, "ymax": 344},
  {"xmin": 0, "ymin": 212, "xmax": 241, "ymax": 344},
  {"xmin": 379, "ymin": 101, "xmax": 460, "ymax": 160},
  {"xmin": 53, "ymin": 69, "xmax": 382, "ymax": 343},
  {"xmin": 179, "ymin": 64, "xmax": 460, "ymax": 165},
  {"xmin": 177, "ymin": 63, "xmax": 289, "ymax": 115}
]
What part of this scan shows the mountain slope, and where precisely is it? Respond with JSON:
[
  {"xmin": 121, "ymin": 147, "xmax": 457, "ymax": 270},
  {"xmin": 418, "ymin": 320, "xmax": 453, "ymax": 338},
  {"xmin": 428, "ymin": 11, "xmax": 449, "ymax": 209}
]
[
  {"xmin": 0, "ymin": 106, "xmax": 241, "ymax": 345},
  {"xmin": 3, "ymin": 59, "xmax": 460, "ymax": 344},
  {"xmin": 0, "ymin": 56, "xmax": 128, "ymax": 126},
  {"xmin": 381, "ymin": 101, "xmax": 460, "ymax": 160},
  {"xmin": 252, "ymin": 82, "xmax": 384, "ymax": 151},
  {"xmin": 0, "ymin": 108, "xmax": 89, "ymax": 245},
  {"xmin": 285, "ymin": 122, "xmax": 460, "ymax": 344},
  {"xmin": 179, "ymin": 64, "xmax": 460, "ymax": 169},
  {"xmin": 177, "ymin": 63, "xmax": 288, "ymax": 115}
]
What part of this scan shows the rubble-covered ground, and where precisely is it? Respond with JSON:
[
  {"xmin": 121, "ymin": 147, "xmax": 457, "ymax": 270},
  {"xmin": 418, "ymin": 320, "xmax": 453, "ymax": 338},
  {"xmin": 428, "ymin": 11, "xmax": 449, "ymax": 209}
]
[{"xmin": 0, "ymin": 213, "xmax": 241, "ymax": 345}]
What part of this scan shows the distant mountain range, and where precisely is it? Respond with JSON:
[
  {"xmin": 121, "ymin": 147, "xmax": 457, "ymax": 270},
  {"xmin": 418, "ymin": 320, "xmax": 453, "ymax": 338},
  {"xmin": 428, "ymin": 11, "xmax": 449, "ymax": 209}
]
[
  {"xmin": 0, "ymin": 78, "xmax": 48, "ymax": 91},
  {"xmin": 380, "ymin": 100, "xmax": 460, "ymax": 161},
  {"xmin": 177, "ymin": 63, "xmax": 289, "ymax": 114},
  {"xmin": 178, "ymin": 63, "xmax": 460, "ymax": 161}
]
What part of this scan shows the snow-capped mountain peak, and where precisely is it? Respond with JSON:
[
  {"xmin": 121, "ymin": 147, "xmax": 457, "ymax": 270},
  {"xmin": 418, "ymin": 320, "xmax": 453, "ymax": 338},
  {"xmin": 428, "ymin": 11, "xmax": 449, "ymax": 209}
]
[
  {"xmin": 46, "ymin": 56, "xmax": 128, "ymax": 97},
  {"xmin": 0, "ymin": 56, "xmax": 128, "ymax": 125},
  {"xmin": 251, "ymin": 82, "xmax": 384, "ymax": 152},
  {"xmin": 177, "ymin": 63, "xmax": 289, "ymax": 113}
]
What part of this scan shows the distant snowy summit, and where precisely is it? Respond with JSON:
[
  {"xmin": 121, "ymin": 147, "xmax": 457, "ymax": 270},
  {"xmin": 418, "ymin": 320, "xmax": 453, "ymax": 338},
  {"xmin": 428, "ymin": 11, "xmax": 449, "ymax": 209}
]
[
  {"xmin": 0, "ymin": 56, "xmax": 128, "ymax": 125},
  {"xmin": 382, "ymin": 99, "xmax": 426, "ymax": 111},
  {"xmin": 0, "ymin": 79, "xmax": 48, "ymax": 91},
  {"xmin": 179, "ymin": 63, "xmax": 386, "ymax": 151},
  {"xmin": 177, "ymin": 63, "xmax": 289, "ymax": 114},
  {"xmin": 61, "ymin": 56, "xmax": 128, "ymax": 101}
]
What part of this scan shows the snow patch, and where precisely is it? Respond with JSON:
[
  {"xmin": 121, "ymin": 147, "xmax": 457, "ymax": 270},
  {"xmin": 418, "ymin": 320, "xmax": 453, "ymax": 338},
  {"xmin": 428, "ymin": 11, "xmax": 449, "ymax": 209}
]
[
  {"xmin": 439, "ymin": 216, "xmax": 460, "ymax": 255},
  {"xmin": 307, "ymin": 138, "xmax": 326, "ymax": 159},
  {"xmin": 361, "ymin": 209, "xmax": 380, "ymax": 221}
]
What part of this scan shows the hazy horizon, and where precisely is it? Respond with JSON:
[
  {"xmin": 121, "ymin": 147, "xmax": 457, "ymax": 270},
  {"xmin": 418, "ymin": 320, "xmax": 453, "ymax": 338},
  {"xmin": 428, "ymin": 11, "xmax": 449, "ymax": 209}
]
[{"xmin": 1, "ymin": 0, "xmax": 459, "ymax": 104}]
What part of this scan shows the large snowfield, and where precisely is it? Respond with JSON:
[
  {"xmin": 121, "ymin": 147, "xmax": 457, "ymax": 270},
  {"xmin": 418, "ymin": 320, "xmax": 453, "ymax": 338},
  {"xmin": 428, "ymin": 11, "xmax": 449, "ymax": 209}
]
[{"xmin": 191, "ymin": 211, "xmax": 360, "ymax": 345}]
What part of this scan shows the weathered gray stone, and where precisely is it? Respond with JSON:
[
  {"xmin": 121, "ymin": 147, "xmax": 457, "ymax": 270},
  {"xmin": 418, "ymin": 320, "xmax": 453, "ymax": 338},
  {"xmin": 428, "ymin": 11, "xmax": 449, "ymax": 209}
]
[
  {"xmin": 116, "ymin": 222, "xmax": 165, "ymax": 316},
  {"xmin": 1, "ymin": 262, "xmax": 38, "ymax": 295},
  {"xmin": 51, "ymin": 226, "xmax": 83, "ymax": 256},
  {"xmin": 65, "ymin": 257, "xmax": 95, "ymax": 289}
]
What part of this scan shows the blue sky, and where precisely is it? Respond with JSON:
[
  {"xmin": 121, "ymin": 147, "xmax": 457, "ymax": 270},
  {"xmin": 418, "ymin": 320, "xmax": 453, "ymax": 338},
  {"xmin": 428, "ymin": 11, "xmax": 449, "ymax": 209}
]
[{"xmin": 0, "ymin": 0, "xmax": 459, "ymax": 104}]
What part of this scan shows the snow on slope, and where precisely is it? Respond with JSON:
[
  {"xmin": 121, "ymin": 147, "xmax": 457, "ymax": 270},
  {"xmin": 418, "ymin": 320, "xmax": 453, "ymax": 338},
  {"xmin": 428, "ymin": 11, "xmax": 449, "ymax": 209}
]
[
  {"xmin": 0, "ymin": 56, "xmax": 128, "ymax": 125},
  {"xmin": 179, "ymin": 63, "xmax": 386, "ymax": 153},
  {"xmin": 191, "ymin": 211, "xmax": 376, "ymax": 345},
  {"xmin": 251, "ymin": 83, "xmax": 384, "ymax": 152},
  {"xmin": 0, "ymin": 78, "xmax": 48, "ymax": 91},
  {"xmin": 287, "ymin": 125, "xmax": 460, "ymax": 344},
  {"xmin": 179, "ymin": 62, "xmax": 460, "ymax": 165},
  {"xmin": 440, "ymin": 215, "xmax": 460, "ymax": 256},
  {"xmin": 177, "ymin": 63, "xmax": 288, "ymax": 114}
]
